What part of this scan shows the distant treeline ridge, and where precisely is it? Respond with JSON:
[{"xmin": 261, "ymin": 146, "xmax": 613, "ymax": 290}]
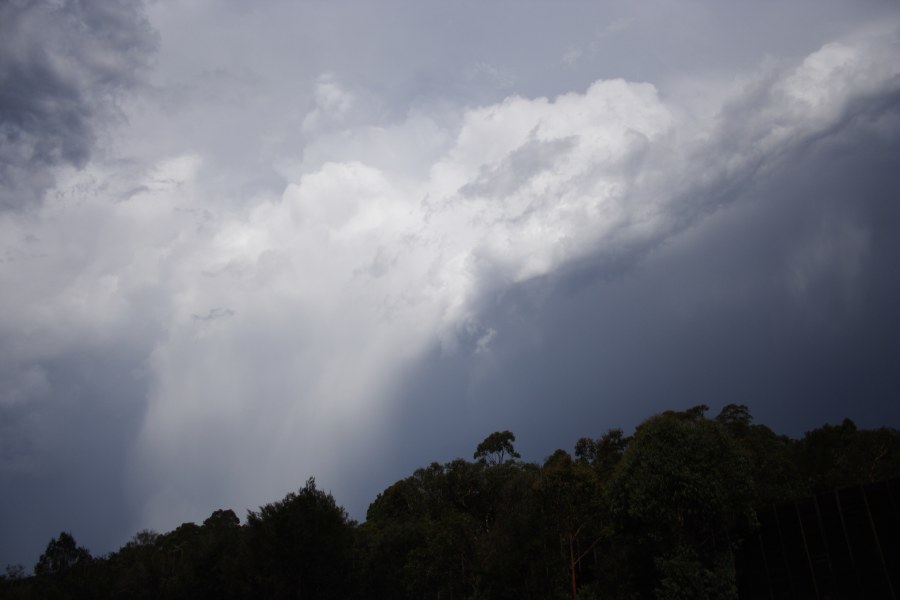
[{"xmin": 2, "ymin": 404, "xmax": 899, "ymax": 600}]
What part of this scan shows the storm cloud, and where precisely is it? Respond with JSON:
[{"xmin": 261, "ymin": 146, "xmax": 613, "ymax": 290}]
[
  {"xmin": 0, "ymin": 0, "xmax": 156, "ymax": 210},
  {"xmin": 2, "ymin": 0, "xmax": 899, "ymax": 570}
]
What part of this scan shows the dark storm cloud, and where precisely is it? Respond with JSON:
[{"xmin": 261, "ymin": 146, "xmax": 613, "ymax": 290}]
[
  {"xmin": 0, "ymin": 1, "xmax": 159, "ymax": 567},
  {"xmin": 374, "ymin": 56, "xmax": 900, "ymax": 489},
  {"xmin": 118, "ymin": 28, "xmax": 900, "ymax": 536},
  {"xmin": 0, "ymin": 0, "xmax": 156, "ymax": 210},
  {"xmin": 0, "ymin": 345, "xmax": 152, "ymax": 569}
]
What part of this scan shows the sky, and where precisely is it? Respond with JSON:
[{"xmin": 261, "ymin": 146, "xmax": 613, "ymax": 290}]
[{"xmin": 2, "ymin": 0, "xmax": 900, "ymax": 569}]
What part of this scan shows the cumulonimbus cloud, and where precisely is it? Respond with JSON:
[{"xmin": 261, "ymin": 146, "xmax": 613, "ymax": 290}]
[
  {"xmin": 122, "ymin": 31, "xmax": 900, "ymax": 528},
  {"xmin": 1, "ymin": 13, "xmax": 898, "ymax": 544}
]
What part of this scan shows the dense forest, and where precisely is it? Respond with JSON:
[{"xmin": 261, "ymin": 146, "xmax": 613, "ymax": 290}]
[{"xmin": 2, "ymin": 404, "xmax": 899, "ymax": 599}]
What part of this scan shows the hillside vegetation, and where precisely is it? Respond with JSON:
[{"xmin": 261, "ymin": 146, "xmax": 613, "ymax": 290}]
[{"xmin": 2, "ymin": 404, "xmax": 899, "ymax": 599}]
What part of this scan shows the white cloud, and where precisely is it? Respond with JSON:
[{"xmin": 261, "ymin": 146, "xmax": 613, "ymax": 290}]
[
  {"xmin": 125, "ymin": 31, "xmax": 900, "ymax": 528},
  {"xmin": 112, "ymin": 74, "xmax": 678, "ymax": 526},
  {"xmin": 301, "ymin": 74, "xmax": 357, "ymax": 134}
]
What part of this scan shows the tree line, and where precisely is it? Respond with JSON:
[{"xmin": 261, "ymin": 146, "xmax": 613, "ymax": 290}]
[{"xmin": 2, "ymin": 404, "xmax": 899, "ymax": 599}]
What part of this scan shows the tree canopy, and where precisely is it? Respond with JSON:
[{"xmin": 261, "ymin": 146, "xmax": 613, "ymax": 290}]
[
  {"xmin": 474, "ymin": 430, "xmax": 521, "ymax": 465},
  {"xmin": 4, "ymin": 404, "xmax": 899, "ymax": 599}
]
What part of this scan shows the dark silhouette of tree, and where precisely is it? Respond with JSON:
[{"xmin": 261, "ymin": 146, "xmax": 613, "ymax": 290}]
[
  {"xmin": 245, "ymin": 477, "xmax": 354, "ymax": 600},
  {"xmin": 575, "ymin": 427, "xmax": 630, "ymax": 481},
  {"xmin": 796, "ymin": 418, "xmax": 900, "ymax": 491},
  {"xmin": 536, "ymin": 449, "xmax": 604, "ymax": 600},
  {"xmin": 715, "ymin": 403, "xmax": 752, "ymax": 433},
  {"xmin": 2, "ymin": 564, "xmax": 26, "ymax": 580},
  {"xmin": 34, "ymin": 531, "xmax": 91, "ymax": 576},
  {"xmin": 7, "ymin": 407, "xmax": 900, "ymax": 600},
  {"xmin": 125, "ymin": 529, "xmax": 159, "ymax": 549},
  {"xmin": 358, "ymin": 477, "xmax": 430, "ymax": 599},
  {"xmin": 474, "ymin": 430, "xmax": 521, "ymax": 465},
  {"xmin": 713, "ymin": 406, "xmax": 802, "ymax": 504},
  {"xmin": 607, "ymin": 412, "xmax": 756, "ymax": 599}
]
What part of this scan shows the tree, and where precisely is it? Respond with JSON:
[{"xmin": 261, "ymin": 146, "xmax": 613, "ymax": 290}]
[
  {"xmin": 796, "ymin": 418, "xmax": 900, "ymax": 491},
  {"xmin": 125, "ymin": 529, "xmax": 160, "ymax": 549},
  {"xmin": 359, "ymin": 477, "xmax": 430, "ymax": 599},
  {"xmin": 34, "ymin": 531, "xmax": 91, "ymax": 576},
  {"xmin": 474, "ymin": 430, "xmax": 521, "ymax": 465},
  {"xmin": 2, "ymin": 564, "xmax": 26, "ymax": 580},
  {"xmin": 536, "ymin": 449, "xmax": 605, "ymax": 600},
  {"xmin": 245, "ymin": 477, "xmax": 354, "ymax": 600},
  {"xmin": 715, "ymin": 404, "xmax": 752, "ymax": 433},
  {"xmin": 607, "ymin": 413, "xmax": 757, "ymax": 599},
  {"xmin": 575, "ymin": 428, "xmax": 630, "ymax": 481}
]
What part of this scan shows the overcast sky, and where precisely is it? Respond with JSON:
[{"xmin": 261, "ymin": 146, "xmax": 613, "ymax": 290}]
[{"xmin": 2, "ymin": 0, "xmax": 900, "ymax": 568}]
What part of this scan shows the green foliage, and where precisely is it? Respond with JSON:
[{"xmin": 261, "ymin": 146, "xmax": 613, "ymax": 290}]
[
  {"xmin": 474, "ymin": 430, "xmax": 521, "ymax": 465},
  {"xmin": 34, "ymin": 532, "xmax": 91, "ymax": 577},
  {"xmin": 535, "ymin": 450, "xmax": 606, "ymax": 599},
  {"xmin": 125, "ymin": 529, "xmax": 159, "ymax": 549},
  {"xmin": 795, "ymin": 418, "xmax": 900, "ymax": 491},
  {"xmin": 575, "ymin": 428, "xmax": 630, "ymax": 481},
  {"xmin": 245, "ymin": 477, "xmax": 354, "ymax": 600},
  {"xmin": 607, "ymin": 412, "xmax": 757, "ymax": 599},
  {"xmin": 736, "ymin": 422, "xmax": 802, "ymax": 503},
  {"xmin": 654, "ymin": 545, "xmax": 737, "ymax": 600},
  {"xmin": 610, "ymin": 414, "xmax": 756, "ymax": 536},
  {"xmin": 9, "ymin": 407, "xmax": 900, "ymax": 600},
  {"xmin": 715, "ymin": 403, "xmax": 752, "ymax": 434}
]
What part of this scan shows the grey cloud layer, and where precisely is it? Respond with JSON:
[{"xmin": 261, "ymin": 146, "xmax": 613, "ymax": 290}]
[{"xmin": 0, "ymin": 0, "xmax": 155, "ymax": 210}]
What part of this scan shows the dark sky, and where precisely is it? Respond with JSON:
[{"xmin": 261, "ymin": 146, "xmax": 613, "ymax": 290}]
[{"xmin": 2, "ymin": 0, "xmax": 899, "ymax": 570}]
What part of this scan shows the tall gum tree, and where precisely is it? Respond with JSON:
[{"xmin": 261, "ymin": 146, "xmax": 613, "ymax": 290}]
[{"xmin": 607, "ymin": 411, "xmax": 757, "ymax": 599}]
